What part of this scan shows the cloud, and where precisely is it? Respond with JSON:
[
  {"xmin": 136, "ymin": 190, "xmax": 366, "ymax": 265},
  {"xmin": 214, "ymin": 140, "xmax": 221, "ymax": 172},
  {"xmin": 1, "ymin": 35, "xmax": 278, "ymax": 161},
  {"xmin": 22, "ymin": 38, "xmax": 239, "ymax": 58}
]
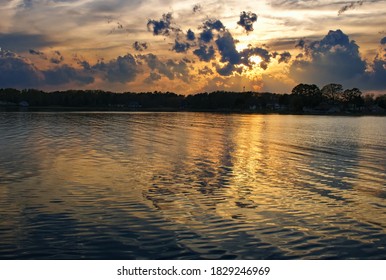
[
  {"xmin": 363, "ymin": 57, "xmax": 386, "ymax": 90},
  {"xmin": 144, "ymin": 72, "xmax": 162, "ymax": 84},
  {"xmin": 50, "ymin": 50, "xmax": 64, "ymax": 64},
  {"xmin": 172, "ymin": 40, "xmax": 191, "ymax": 53},
  {"xmin": 0, "ymin": 33, "xmax": 54, "ymax": 52},
  {"xmin": 197, "ymin": 19, "xmax": 226, "ymax": 43},
  {"xmin": 338, "ymin": 1, "xmax": 364, "ymax": 16},
  {"xmin": 147, "ymin": 13, "xmax": 180, "ymax": 36},
  {"xmin": 140, "ymin": 53, "xmax": 190, "ymax": 82},
  {"xmin": 216, "ymin": 63, "xmax": 241, "ymax": 76},
  {"xmin": 93, "ymin": 54, "xmax": 140, "ymax": 83},
  {"xmin": 29, "ymin": 49, "xmax": 47, "ymax": 60},
  {"xmin": 295, "ymin": 38, "xmax": 306, "ymax": 49},
  {"xmin": 193, "ymin": 4, "xmax": 202, "ymax": 13},
  {"xmin": 133, "ymin": 41, "xmax": 148, "ymax": 51},
  {"xmin": 289, "ymin": 30, "xmax": 366, "ymax": 85},
  {"xmin": 241, "ymin": 47, "xmax": 272, "ymax": 67},
  {"xmin": 199, "ymin": 29, "xmax": 214, "ymax": 43},
  {"xmin": 43, "ymin": 64, "xmax": 94, "ymax": 85},
  {"xmin": 202, "ymin": 19, "xmax": 225, "ymax": 31},
  {"xmin": 269, "ymin": 0, "xmax": 332, "ymax": 10},
  {"xmin": 237, "ymin": 11, "xmax": 258, "ymax": 33},
  {"xmin": 198, "ymin": 66, "xmax": 214, "ymax": 75},
  {"xmin": 289, "ymin": 29, "xmax": 386, "ymax": 90},
  {"xmin": 215, "ymin": 31, "xmax": 240, "ymax": 65},
  {"xmin": 0, "ymin": 49, "xmax": 93, "ymax": 88},
  {"xmin": 144, "ymin": 13, "xmax": 273, "ymax": 77},
  {"xmin": 186, "ymin": 29, "xmax": 195, "ymax": 41},
  {"xmin": 214, "ymin": 31, "xmax": 273, "ymax": 75},
  {"xmin": 193, "ymin": 45, "xmax": 215, "ymax": 61},
  {"xmin": 76, "ymin": 60, "xmax": 91, "ymax": 70},
  {"xmin": 18, "ymin": 0, "xmax": 34, "ymax": 9},
  {"xmin": 29, "ymin": 49, "xmax": 44, "ymax": 56},
  {"xmin": 85, "ymin": 0, "xmax": 142, "ymax": 14},
  {"xmin": 141, "ymin": 53, "xmax": 174, "ymax": 80},
  {"xmin": 0, "ymin": 49, "xmax": 43, "ymax": 88},
  {"xmin": 278, "ymin": 51, "xmax": 291, "ymax": 63}
]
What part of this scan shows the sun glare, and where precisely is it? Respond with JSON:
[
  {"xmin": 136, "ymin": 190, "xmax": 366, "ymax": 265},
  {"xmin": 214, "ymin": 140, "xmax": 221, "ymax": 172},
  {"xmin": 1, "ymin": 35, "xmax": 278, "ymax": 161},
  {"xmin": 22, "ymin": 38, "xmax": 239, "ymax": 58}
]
[{"xmin": 249, "ymin": 55, "xmax": 262, "ymax": 65}]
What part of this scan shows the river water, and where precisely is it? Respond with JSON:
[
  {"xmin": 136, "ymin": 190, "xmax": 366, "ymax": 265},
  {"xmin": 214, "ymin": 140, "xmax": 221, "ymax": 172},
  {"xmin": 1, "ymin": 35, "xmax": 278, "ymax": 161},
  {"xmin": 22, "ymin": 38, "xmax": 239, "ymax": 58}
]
[{"xmin": 0, "ymin": 112, "xmax": 385, "ymax": 259}]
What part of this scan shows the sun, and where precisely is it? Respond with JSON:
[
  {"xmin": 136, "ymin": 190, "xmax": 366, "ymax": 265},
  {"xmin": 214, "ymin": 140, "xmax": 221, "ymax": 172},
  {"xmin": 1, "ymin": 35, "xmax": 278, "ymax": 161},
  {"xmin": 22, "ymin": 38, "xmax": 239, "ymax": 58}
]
[{"xmin": 249, "ymin": 55, "xmax": 262, "ymax": 65}]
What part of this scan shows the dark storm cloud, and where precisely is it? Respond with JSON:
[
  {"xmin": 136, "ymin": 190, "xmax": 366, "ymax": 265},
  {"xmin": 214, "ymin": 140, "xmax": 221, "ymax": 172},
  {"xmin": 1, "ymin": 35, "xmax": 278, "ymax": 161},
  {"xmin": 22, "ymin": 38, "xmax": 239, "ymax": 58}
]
[
  {"xmin": 193, "ymin": 45, "xmax": 215, "ymax": 61},
  {"xmin": 93, "ymin": 54, "xmax": 140, "ymax": 83},
  {"xmin": 172, "ymin": 40, "xmax": 191, "ymax": 53},
  {"xmin": 147, "ymin": 13, "xmax": 180, "ymax": 36},
  {"xmin": 289, "ymin": 30, "xmax": 366, "ymax": 85},
  {"xmin": 278, "ymin": 51, "xmax": 292, "ymax": 63},
  {"xmin": 133, "ymin": 41, "xmax": 148, "ymax": 51},
  {"xmin": 0, "ymin": 33, "xmax": 54, "ymax": 52},
  {"xmin": 237, "ymin": 11, "xmax": 258, "ymax": 33}
]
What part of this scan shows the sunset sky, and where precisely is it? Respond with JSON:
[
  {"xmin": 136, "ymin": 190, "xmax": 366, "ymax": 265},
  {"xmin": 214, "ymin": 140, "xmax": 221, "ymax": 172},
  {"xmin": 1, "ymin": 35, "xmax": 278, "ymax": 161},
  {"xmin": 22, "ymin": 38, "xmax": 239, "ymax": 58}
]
[{"xmin": 0, "ymin": 0, "xmax": 385, "ymax": 94}]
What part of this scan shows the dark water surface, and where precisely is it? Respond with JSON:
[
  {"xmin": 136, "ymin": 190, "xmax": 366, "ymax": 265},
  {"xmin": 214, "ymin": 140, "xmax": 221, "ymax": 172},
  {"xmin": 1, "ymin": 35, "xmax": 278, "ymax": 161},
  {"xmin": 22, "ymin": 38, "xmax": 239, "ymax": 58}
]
[{"xmin": 0, "ymin": 112, "xmax": 385, "ymax": 259}]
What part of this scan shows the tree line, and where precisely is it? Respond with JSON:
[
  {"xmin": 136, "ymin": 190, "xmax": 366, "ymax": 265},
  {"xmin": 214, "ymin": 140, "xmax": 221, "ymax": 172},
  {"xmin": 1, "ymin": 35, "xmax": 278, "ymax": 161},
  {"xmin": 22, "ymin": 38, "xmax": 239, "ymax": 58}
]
[{"xmin": 0, "ymin": 84, "xmax": 385, "ymax": 114}]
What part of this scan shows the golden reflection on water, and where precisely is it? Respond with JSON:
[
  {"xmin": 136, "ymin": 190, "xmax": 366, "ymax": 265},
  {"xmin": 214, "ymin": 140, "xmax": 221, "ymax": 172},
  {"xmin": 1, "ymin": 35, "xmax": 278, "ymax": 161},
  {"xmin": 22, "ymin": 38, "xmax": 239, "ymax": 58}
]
[{"xmin": 1, "ymin": 112, "xmax": 386, "ymax": 258}]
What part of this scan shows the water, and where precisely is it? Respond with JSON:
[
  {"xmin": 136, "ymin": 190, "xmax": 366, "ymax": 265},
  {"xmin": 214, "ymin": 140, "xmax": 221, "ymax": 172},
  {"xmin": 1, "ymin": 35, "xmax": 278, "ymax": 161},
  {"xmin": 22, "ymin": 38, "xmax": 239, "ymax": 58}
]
[{"xmin": 0, "ymin": 112, "xmax": 385, "ymax": 259}]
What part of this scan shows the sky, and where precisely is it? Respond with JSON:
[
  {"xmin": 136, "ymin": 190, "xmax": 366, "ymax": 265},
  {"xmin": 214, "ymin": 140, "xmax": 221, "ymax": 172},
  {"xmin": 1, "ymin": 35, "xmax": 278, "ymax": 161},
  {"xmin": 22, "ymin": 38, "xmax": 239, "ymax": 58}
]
[{"xmin": 0, "ymin": 0, "xmax": 385, "ymax": 94}]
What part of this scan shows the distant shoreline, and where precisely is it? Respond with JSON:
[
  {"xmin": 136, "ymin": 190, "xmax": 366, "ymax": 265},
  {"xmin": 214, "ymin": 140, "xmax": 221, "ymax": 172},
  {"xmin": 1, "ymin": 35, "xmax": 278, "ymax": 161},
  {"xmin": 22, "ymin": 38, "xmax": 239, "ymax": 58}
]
[
  {"xmin": 1, "ymin": 105, "xmax": 385, "ymax": 116},
  {"xmin": 1, "ymin": 87, "xmax": 386, "ymax": 116}
]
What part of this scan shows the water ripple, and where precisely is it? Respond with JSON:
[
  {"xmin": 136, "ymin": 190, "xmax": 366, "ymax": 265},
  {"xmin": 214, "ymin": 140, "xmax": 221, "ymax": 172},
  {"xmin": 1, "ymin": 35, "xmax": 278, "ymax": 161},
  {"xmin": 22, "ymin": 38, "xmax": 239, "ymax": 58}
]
[{"xmin": 1, "ymin": 112, "xmax": 385, "ymax": 259}]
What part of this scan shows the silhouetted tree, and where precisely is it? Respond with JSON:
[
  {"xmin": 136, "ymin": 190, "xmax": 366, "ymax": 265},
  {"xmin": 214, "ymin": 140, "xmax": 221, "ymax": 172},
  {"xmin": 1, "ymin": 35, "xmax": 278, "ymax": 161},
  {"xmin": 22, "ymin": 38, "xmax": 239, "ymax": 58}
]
[
  {"xmin": 321, "ymin": 83, "xmax": 343, "ymax": 104},
  {"xmin": 342, "ymin": 88, "xmax": 363, "ymax": 110},
  {"xmin": 376, "ymin": 95, "xmax": 386, "ymax": 109},
  {"xmin": 291, "ymin": 83, "xmax": 322, "ymax": 108}
]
